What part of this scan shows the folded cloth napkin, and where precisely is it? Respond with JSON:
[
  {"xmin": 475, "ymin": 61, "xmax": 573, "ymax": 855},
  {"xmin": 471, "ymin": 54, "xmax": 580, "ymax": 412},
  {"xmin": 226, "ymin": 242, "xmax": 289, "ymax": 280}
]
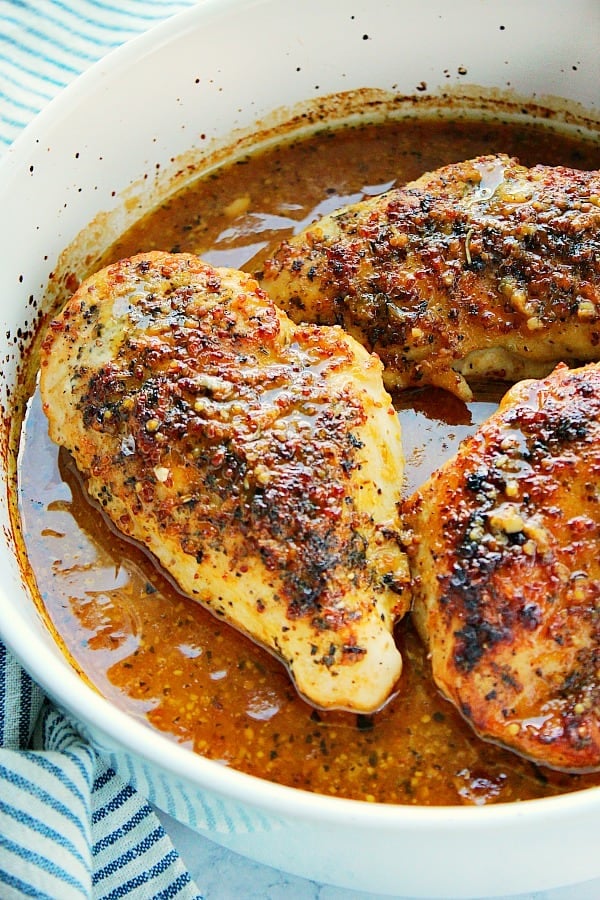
[
  {"xmin": 0, "ymin": 2, "xmax": 203, "ymax": 897},
  {"xmin": 0, "ymin": 0, "xmax": 197, "ymax": 149},
  {"xmin": 0, "ymin": 644, "xmax": 202, "ymax": 899}
]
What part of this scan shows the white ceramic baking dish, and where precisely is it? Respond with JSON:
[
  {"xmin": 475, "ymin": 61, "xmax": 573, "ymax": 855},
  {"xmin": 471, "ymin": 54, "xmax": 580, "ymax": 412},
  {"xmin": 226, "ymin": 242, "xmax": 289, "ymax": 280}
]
[{"xmin": 1, "ymin": 1, "xmax": 599, "ymax": 896}]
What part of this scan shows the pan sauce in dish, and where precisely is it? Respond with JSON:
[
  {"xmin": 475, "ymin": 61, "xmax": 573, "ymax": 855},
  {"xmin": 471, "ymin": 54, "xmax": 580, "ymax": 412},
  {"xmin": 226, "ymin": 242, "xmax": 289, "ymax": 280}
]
[{"xmin": 20, "ymin": 116, "xmax": 600, "ymax": 805}]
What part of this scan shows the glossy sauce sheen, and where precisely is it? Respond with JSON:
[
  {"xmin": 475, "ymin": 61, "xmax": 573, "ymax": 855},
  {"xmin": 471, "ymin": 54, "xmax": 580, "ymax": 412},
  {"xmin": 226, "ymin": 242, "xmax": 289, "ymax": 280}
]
[{"xmin": 20, "ymin": 117, "xmax": 600, "ymax": 805}]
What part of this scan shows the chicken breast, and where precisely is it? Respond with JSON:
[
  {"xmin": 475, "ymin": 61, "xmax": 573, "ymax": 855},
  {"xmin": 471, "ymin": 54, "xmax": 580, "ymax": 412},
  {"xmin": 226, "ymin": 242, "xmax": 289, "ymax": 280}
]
[
  {"xmin": 40, "ymin": 251, "xmax": 410, "ymax": 713},
  {"xmin": 261, "ymin": 154, "xmax": 600, "ymax": 401},
  {"xmin": 405, "ymin": 362, "xmax": 600, "ymax": 771}
]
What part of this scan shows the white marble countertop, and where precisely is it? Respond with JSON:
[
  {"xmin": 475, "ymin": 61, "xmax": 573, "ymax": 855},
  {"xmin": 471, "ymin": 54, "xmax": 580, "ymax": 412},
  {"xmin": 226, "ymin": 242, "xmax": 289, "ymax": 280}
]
[{"xmin": 155, "ymin": 808, "xmax": 600, "ymax": 900}]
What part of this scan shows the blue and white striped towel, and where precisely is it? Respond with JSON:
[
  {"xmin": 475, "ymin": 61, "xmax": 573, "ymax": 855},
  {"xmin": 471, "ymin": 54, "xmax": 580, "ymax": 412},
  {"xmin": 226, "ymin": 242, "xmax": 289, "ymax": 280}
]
[
  {"xmin": 0, "ymin": 0, "xmax": 197, "ymax": 149},
  {"xmin": 1, "ymin": 3, "xmax": 204, "ymax": 897}
]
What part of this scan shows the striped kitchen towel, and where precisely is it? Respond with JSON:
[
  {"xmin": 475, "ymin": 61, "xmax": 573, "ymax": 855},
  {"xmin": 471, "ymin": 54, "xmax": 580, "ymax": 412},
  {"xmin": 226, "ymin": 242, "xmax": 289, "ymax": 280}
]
[
  {"xmin": 1, "ymin": 4, "xmax": 203, "ymax": 897},
  {"xmin": 0, "ymin": 0, "xmax": 197, "ymax": 149},
  {"xmin": 0, "ymin": 643, "xmax": 203, "ymax": 899}
]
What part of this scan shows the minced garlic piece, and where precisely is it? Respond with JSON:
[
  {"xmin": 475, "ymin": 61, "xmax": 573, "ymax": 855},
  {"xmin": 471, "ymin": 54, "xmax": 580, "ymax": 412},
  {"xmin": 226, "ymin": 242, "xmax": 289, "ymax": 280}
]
[
  {"xmin": 577, "ymin": 298, "xmax": 597, "ymax": 321},
  {"xmin": 254, "ymin": 463, "xmax": 272, "ymax": 486},
  {"xmin": 522, "ymin": 519, "xmax": 551, "ymax": 554},
  {"xmin": 526, "ymin": 316, "xmax": 543, "ymax": 331},
  {"xmin": 224, "ymin": 194, "xmax": 251, "ymax": 218},
  {"xmin": 489, "ymin": 506, "xmax": 525, "ymax": 534}
]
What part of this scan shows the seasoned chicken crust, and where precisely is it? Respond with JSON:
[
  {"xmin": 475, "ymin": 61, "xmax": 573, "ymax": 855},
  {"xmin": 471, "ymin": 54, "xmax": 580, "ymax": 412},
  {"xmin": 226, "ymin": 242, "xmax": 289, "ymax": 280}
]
[
  {"xmin": 405, "ymin": 362, "xmax": 600, "ymax": 771},
  {"xmin": 262, "ymin": 154, "xmax": 600, "ymax": 401},
  {"xmin": 40, "ymin": 252, "xmax": 410, "ymax": 713}
]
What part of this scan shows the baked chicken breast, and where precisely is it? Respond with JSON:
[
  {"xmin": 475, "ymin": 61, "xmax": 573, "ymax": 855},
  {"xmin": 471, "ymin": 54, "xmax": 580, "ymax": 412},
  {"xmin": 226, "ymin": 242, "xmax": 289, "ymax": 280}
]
[
  {"xmin": 405, "ymin": 362, "xmax": 600, "ymax": 771},
  {"xmin": 261, "ymin": 154, "xmax": 600, "ymax": 401},
  {"xmin": 40, "ymin": 251, "xmax": 410, "ymax": 713}
]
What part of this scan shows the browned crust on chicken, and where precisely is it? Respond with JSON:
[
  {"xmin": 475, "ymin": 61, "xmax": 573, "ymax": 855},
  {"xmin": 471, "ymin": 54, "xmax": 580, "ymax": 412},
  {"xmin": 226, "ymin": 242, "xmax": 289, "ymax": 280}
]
[
  {"xmin": 40, "ymin": 251, "xmax": 410, "ymax": 712},
  {"xmin": 405, "ymin": 362, "xmax": 600, "ymax": 771},
  {"xmin": 262, "ymin": 155, "xmax": 600, "ymax": 400}
]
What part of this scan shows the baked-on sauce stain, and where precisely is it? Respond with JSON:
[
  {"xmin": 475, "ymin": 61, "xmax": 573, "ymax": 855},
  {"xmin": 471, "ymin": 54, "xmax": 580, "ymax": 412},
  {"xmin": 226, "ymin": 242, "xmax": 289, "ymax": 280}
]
[{"xmin": 19, "ymin": 116, "xmax": 600, "ymax": 805}]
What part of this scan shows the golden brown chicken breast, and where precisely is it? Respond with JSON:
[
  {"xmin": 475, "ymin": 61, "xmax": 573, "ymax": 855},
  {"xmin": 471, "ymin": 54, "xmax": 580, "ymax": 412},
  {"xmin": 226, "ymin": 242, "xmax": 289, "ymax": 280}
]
[
  {"xmin": 261, "ymin": 154, "xmax": 600, "ymax": 401},
  {"xmin": 40, "ymin": 251, "xmax": 410, "ymax": 713},
  {"xmin": 405, "ymin": 362, "xmax": 600, "ymax": 771}
]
